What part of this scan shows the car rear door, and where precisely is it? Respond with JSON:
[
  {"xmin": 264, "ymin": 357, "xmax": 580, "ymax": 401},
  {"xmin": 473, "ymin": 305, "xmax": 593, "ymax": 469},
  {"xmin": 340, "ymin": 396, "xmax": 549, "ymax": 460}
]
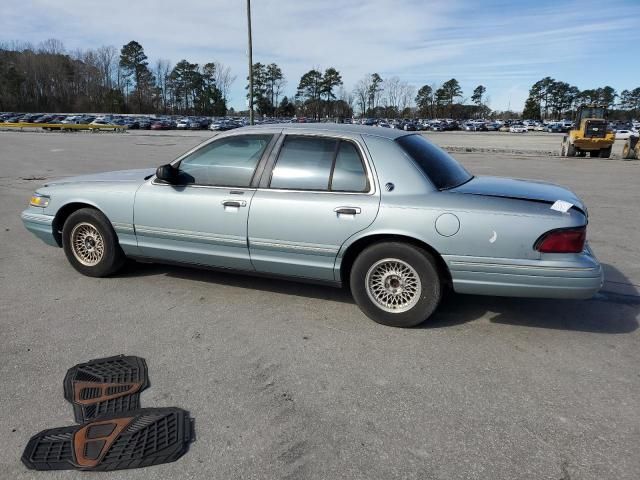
[
  {"xmin": 248, "ymin": 133, "xmax": 380, "ymax": 281},
  {"xmin": 133, "ymin": 133, "xmax": 276, "ymax": 270}
]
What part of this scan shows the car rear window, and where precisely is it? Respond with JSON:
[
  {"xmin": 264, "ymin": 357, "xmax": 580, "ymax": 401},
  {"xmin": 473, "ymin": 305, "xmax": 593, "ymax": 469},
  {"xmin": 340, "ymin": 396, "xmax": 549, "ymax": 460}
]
[{"xmin": 396, "ymin": 134, "xmax": 472, "ymax": 190}]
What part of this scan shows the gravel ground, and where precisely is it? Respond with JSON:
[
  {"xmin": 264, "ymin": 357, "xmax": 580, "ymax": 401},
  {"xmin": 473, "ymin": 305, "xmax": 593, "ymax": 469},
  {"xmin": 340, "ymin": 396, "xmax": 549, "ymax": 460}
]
[{"xmin": 0, "ymin": 129, "xmax": 638, "ymax": 480}]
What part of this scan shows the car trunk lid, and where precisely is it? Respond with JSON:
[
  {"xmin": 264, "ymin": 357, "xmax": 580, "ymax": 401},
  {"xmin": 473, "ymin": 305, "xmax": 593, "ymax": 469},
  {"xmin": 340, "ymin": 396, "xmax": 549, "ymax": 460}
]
[{"xmin": 450, "ymin": 176, "xmax": 586, "ymax": 215}]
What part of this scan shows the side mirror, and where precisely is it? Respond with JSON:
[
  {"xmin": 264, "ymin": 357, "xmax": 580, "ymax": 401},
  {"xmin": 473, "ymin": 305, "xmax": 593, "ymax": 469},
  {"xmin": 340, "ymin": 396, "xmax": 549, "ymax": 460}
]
[{"xmin": 156, "ymin": 164, "xmax": 178, "ymax": 183}]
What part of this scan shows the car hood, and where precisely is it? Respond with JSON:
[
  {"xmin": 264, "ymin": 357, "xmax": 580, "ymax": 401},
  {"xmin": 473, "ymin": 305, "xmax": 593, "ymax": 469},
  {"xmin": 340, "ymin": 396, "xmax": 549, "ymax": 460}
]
[
  {"xmin": 450, "ymin": 176, "xmax": 585, "ymax": 213},
  {"xmin": 44, "ymin": 168, "xmax": 156, "ymax": 186}
]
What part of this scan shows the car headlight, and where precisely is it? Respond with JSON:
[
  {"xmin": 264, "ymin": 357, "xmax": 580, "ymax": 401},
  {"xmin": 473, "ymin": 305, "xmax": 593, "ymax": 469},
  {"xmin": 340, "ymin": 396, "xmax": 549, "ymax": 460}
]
[{"xmin": 30, "ymin": 193, "xmax": 50, "ymax": 208}]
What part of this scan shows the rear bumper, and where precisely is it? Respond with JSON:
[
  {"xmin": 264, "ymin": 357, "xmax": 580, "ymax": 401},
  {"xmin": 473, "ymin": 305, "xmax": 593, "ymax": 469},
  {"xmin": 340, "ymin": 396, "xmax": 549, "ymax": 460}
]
[
  {"xmin": 21, "ymin": 210, "xmax": 58, "ymax": 247},
  {"xmin": 573, "ymin": 138, "xmax": 614, "ymax": 150},
  {"xmin": 444, "ymin": 248, "xmax": 604, "ymax": 299}
]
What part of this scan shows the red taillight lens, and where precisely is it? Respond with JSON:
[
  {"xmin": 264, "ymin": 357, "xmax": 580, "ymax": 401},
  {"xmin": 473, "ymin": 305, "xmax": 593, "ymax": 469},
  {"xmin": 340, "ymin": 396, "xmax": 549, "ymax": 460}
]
[{"xmin": 536, "ymin": 227, "xmax": 586, "ymax": 253}]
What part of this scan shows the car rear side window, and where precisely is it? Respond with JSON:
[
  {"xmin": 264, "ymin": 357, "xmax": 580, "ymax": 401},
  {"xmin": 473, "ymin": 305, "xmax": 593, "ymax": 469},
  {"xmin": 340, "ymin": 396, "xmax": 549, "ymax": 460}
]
[
  {"xmin": 331, "ymin": 141, "xmax": 368, "ymax": 192},
  {"xmin": 270, "ymin": 136, "xmax": 369, "ymax": 192},
  {"xmin": 396, "ymin": 134, "xmax": 472, "ymax": 190},
  {"xmin": 178, "ymin": 134, "xmax": 272, "ymax": 187},
  {"xmin": 270, "ymin": 136, "xmax": 337, "ymax": 190}
]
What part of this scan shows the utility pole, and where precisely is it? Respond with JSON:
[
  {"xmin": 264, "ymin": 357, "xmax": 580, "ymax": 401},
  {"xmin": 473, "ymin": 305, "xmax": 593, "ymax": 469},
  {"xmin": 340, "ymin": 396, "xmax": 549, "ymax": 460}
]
[{"xmin": 247, "ymin": 0, "xmax": 254, "ymax": 125}]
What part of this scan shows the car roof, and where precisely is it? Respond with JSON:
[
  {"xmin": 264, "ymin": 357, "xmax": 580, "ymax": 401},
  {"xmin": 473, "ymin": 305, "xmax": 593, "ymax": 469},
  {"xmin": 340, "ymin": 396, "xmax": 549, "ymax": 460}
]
[{"xmin": 237, "ymin": 122, "xmax": 412, "ymax": 139}]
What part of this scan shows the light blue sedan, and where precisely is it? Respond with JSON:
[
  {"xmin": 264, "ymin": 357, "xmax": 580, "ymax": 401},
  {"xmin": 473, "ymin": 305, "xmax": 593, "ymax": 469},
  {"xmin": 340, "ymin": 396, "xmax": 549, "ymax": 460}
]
[{"xmin": 22, "ymin": 124, "xmax": 603, "ymax": 327}]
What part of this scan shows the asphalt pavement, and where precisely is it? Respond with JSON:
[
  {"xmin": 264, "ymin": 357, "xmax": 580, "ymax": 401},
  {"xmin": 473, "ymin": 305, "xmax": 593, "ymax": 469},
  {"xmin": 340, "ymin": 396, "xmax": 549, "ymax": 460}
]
[{"xmin": 1, "ymin": 129, "xmax": 638, "ymax": 479}]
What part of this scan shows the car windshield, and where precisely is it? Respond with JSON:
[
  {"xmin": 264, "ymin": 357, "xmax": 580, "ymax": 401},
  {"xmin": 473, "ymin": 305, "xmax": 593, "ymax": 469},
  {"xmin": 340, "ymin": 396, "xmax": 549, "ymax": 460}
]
[{"xmin": 396, "ymin": 134, "xmax": 473, "ymax": 190}]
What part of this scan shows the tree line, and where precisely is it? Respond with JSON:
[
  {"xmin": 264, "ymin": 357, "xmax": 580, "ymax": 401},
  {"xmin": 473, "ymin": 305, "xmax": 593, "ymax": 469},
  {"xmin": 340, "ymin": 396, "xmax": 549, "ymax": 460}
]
[
  {"xmin": 247, "ymin": 67, "xmax": 491, "ymax": 120},
  {"xmin": 0, "ymin": 39, "xmax": 233, "ymax": 115},
  {"xmin": 1, "ymin": 39, "xmax": 638, "ymax": 120},
  {"xmin": 523, "ymin": 77, "xmax": 640, "ymax": 120}
]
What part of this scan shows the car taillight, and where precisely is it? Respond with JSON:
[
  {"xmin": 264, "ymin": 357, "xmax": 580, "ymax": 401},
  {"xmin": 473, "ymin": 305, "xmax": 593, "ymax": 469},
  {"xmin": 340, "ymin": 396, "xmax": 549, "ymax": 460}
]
[{"xmin": 535, "ymin": 227, "xmax": 586, "ymax": 253}]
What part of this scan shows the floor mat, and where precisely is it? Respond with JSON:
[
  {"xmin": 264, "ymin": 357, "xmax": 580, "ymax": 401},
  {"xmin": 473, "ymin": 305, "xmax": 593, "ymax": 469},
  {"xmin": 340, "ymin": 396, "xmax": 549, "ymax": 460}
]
[
  {"xmin": 22, "ymin": 407, "xmax": 195, "ymax": 471},
  {"xmin": 63, "ymin": 354, "xmax": 149, "ymax": 423}
]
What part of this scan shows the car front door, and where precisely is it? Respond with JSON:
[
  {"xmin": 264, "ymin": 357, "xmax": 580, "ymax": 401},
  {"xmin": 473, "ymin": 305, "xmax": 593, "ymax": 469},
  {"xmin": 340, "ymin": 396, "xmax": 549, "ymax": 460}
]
[
  {"xmin": 134, "ymin": 133, "xmax": 275, "ymax": 270},
  {"xmin": 248, "ymin": 133, "xmax": 380, "ymax": 281}
]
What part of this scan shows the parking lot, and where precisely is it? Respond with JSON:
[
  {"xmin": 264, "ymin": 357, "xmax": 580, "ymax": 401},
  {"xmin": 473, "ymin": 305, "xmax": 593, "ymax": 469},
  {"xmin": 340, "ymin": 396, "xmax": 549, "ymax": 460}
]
[{"xmin": 1, "ymin": 129, "xmax": 639, "ymax": 479}]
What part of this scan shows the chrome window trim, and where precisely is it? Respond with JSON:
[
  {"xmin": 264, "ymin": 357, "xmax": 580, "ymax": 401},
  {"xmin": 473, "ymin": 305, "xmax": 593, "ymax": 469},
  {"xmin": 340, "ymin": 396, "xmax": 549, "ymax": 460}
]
[
  {"xmin": 150, "ymin": 179, "xmax": 257, "ymax": 192},
  {"xmin": 265, "ymin": 132, "xmax": 377, "ymax": 196}
]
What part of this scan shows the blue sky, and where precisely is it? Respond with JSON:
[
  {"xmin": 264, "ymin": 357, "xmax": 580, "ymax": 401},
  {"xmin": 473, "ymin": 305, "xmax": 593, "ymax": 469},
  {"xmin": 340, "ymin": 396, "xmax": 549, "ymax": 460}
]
[{"xmin": 1, "ymin": 0, "xmax": 639, "ymax": 112}]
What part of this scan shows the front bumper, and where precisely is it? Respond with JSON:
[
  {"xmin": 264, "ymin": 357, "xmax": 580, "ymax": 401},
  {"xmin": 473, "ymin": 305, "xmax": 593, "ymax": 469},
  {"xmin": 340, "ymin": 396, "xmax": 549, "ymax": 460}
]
[
  {"xmin": 444, "ymin": 247, "xmax": 604, "ymax": 299},
  {"xmin": 21, "ymin": 209, "xmax": 58, "ymax": 247}
]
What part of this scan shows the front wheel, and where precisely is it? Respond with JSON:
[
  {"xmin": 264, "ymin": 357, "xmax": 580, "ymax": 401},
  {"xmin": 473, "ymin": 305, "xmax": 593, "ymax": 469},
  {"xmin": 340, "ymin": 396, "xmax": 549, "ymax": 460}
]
[
  {"xmin": 350, "ymin": 242, "xmax": 442, "ymax": 327},
  {"xmin": 62, "ymin": 208, "xmax": 125, "ymax": 277},
  {"xmin": 599, "ymin": 146, "xmax": 612, "ymax": 158}
]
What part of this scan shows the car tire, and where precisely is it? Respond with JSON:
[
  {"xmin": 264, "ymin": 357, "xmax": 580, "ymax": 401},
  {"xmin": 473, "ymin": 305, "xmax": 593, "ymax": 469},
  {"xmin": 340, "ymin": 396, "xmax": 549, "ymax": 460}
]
[
  {"xmin": 350, "ymin": 242, "xmax": 442, "ymax": 327},
  {"xmin": 599, "ymin": 146, "xmax": 612, "ymax": 158},
  {"xmin": 62, "ymin": 208, "xmax": 125, "ymax": 277}
]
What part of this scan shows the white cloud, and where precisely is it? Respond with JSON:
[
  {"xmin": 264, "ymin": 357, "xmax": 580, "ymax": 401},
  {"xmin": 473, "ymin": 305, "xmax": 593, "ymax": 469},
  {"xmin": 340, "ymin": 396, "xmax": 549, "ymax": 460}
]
[{"xmin": 1, "ymin": 0, "xmax": 639, "ymax": 110}]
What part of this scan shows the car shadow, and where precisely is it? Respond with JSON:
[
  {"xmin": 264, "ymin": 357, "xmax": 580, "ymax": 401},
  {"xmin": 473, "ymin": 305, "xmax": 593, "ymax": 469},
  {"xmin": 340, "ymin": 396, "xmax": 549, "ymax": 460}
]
[
  {"xmin": 118, "ymin": 261, "xmax": 639, "ymax": 334},
  {"xmin": 117, "ymin": 261, "xmax": 355, "ymax": 304},
  {"xmin": 426, "ymin": 263, "xmax": 639, "ymax": 334}
]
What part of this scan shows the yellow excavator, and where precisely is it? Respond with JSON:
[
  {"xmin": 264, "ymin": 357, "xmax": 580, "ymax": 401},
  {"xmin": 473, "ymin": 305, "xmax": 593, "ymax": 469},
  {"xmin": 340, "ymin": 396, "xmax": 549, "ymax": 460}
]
[{"xmin": 560, "ymin": 105, "xmax": 615, "ymax": 158}]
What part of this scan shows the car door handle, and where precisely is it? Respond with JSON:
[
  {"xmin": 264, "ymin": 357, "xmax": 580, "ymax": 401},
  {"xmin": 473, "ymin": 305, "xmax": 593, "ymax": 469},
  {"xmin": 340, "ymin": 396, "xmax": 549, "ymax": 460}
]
[
  {"xmin": 334, "ymin": 206, "xmax": 361, "ymax": 215},
  {"xmin": 222, "ymin": 200, "xmax": 247, "ymax": 207}
]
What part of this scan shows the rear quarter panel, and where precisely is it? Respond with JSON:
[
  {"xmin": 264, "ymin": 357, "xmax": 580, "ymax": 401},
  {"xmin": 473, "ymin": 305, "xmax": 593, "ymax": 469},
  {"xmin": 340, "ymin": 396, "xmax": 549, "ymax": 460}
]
[{"xmin": 342, "ymin": 134, "xmax": 587, "ymax": 266}]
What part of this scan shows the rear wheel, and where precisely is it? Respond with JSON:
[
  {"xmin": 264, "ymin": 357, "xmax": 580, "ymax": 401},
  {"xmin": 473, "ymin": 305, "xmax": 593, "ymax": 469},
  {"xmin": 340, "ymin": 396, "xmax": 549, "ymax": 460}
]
[
  {"xmin": 350, "ymin": 242, "xmax": 442, "ymax": 327},
  {"xmin": 62, "ymin": 208, "xmax": 125, "ymax": 277},
  {"xmin": 599, "ymin": 146, "xmax": 612, "ymax": 158}
]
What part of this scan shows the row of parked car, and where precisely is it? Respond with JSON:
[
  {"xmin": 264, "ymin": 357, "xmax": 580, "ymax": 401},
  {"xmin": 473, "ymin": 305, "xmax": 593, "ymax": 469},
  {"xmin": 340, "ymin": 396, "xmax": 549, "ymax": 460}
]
[
  {"xmin": 349, "ymin": 117, "xmax": 639, "ymax": 137},
  {"xmin": 0, "ymin": 112, "xmax": 253, "ymax": 131},
  {"xmin": 3, "ymin": 112, "xmax": 638, "ymax": 139}
]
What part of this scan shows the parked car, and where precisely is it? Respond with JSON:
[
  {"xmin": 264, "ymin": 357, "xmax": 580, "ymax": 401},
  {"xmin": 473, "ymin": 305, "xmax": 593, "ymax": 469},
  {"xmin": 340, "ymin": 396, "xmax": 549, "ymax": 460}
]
[
  {"xmin": 150, "ymin": 120, "xmax": 171, "ymax": 130},
  {"xmin": 209, "ymin": 120, "xmax": 237, "ymax": 131},
  {"xmin": 509, "ymin": 124, "xmax": 527, "ymax": 133},
  {"xmin": 546, "ymin": 123, "xmax": 564, "ymax": 133},
  {"xmin": 176, "ymin": 119, "xmax": 191, "ymax": 129},
  {"xmin": 21, "ymin": 124, "xmax": 603, "ymax": 327},
  {"xmin": 89, "ymin": 119, "xmax": 111, "ymax": 126},
  {"xmin": 61, "ymin": 115, "xmax": 81, "ymax": 124},
  {"xmin": 614, "ymin": 129, "xmax": 638, "ymax": 140}
]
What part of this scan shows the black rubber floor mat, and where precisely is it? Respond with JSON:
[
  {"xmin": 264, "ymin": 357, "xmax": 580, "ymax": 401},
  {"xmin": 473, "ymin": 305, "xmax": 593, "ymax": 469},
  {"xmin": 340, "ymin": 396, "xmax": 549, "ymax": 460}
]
[
  {"xmin": 63, "ymin": 355, "xmax": 149, "ymax": 423},
  {"xmin": 22, "ymin": 407, "xmax": 195, "ymax": 471}
]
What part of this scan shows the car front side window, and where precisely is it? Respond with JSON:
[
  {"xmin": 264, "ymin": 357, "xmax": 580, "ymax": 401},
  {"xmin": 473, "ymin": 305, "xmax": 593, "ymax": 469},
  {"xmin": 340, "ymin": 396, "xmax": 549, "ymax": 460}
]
[{"xmin": 177, "ymin": 134, "xmax": 272, "ymax": 187}]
